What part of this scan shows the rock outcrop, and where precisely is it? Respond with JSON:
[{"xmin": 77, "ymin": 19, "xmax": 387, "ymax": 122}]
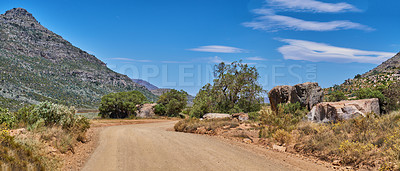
[
  {"xmin": 307, "ymin": 98, "xmax": 380, "ymax": 123},
  {"xmin": 136, "ymin": 103, "xmax": 157, "ymax": 118},
  {"xmin": 203, "ymin": 113, "xmax": 231, "ymax": 119},
  {"xmin": 232, "ymin": 113, "xmax": 249, "ymax": 121},
  {"xmin": 268, "ymin": 82, "xmax": 323, "ymax": 111}
]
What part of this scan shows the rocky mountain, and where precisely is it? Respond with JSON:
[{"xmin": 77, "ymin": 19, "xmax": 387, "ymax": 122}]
[
  {"xmin": 325, "ymin": 52, "xmax": 400, "ymax": 97},
  {"xmin": 0, "ymin": 8, "xmax": 157, "ymax": 110},
  {"xmin": 363, "ymin": 52, "xmax": 400, "ymax": 77},
  {"xmin": 132, "ymin": 79, "xmax": 159, "ymax": 91}
]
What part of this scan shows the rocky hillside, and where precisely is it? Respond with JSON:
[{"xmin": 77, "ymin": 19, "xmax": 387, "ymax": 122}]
[
  {"xmin": 0, "ymin": 8, "xmax": 157, "ymax": 110},
  {"xmin": 325, "ymin": 52, "xmax": 400, "ymax": 95},
  {"xmin": 132, "ymin": 79, "xmax": 159, "ymax": 91}
]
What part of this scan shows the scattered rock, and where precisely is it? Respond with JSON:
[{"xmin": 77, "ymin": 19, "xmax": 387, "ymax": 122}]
[
  {"xmin": 136, "ymin": 103, "xmax": 157, "ymax": 118},
  {"xmin": 268, "ymin": 82, "xmax": 323, "ymax": 111},
  {"xmin": 232, "ymin": 113, "xmax": 249, "ymax": 121},
  {"xmin": 195, "ymin": 127, "xmax": 207, "ymax": 134},
  {"xmin": 307, "ymin": 98, "xmax": 380, "ymax": 122},
  {"xmin": 272, "ymin": 144, "xmax": 287, "ymax": 152},
  {"xmin": 243, "ymin": 138, "xmax": 252, "ymax": 144},
  {"xmin": 203, "ymin": 113, "xmax": 231, "ymax": 119},
  {"xmin": 332, "ymin": 160, "xmax": 341, "ymax": 166}
]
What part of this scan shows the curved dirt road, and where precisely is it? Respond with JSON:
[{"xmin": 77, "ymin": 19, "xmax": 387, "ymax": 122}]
[{"xmin": 83, "ymin": 121, "xmax": 331, "ymax": 171}]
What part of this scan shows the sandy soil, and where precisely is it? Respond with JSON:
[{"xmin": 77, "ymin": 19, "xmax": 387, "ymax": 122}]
[{"xmin": 82, "ymin": 121, "xmax": 332, "ymax": 171}]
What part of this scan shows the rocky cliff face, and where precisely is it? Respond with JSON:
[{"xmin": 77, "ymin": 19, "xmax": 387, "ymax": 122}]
[{"xmin": 0, "ymin": 8, "xmax": 156, "ymax": 110}]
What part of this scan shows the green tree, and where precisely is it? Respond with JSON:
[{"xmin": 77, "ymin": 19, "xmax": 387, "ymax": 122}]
[
  {"xmin": 156, "ymin": 89, "xmax": 188, "ymax": 117},
  {"xmin": 190, "ymin": 61, "xmax": 265, "ymax": 118},
  {"xmin": 99, "ymin": 91, "xmax": 147, "ymax": 118}
]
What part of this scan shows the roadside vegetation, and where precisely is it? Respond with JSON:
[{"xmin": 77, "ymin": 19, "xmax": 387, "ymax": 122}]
[
  {"xmin": 175, "ymin": 61, "xmax": 400, "ymax": 170},
  {"xmin": 0, "ymin": 102, "xmax": 90, "ymax": 170},
  {"xmin": 190, "ymin": 61, "xmax": 265, "ymax": 118},
  {"xmin": 154, "ymin": 89, "xmax": 188, "ymax": 117},
  {"xmin": 99, "ymin": 90, "xmax": 148, "ymax": 118}
]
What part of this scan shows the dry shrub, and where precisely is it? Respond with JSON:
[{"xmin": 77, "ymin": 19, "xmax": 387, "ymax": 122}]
[
  {"xmin": 174, "ymin": 118, "xmax": 239, "ymax": 133},
  {"xmin": 295, "ymin": 112, "xmax": 400, "ymax": 169},
  {"xmin": 273, "ymin": 129, "xmax": 292, "ymax": 146}
]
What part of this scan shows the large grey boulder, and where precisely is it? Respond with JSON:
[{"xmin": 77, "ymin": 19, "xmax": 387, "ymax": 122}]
[
  {"xmin": 268, "ymin": 82, "xmax": 323, "ymax": 111},
  {"xmin": 136, "ymin": 103, "xmax": 157, "ymax": 118},
  {"xmin": 203, "ymin": 113, "xmax": 231, "ymax": 119},
  {"xmin": 307, "ymin": 98, "xmax": 380, "ymax": 123}
]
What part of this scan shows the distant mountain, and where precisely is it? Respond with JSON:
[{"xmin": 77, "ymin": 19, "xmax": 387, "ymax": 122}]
[
  {"xmin": 131, "ymin": 79, "xmax": 195, "ymax": 105},
  {"xmin": 132, "ymin": 79, "xmax": 159, "ymax": 91},
  {"xmin": 0, "ymin": 8, "xmax": 157, "ymax": 110}
]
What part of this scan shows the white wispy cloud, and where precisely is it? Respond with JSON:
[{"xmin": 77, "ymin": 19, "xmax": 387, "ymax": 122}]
[
  {"xmin": 277, "ymin": 38, "xmax": 395, "ymax": 64},
  {"xmin": 267, "ymin": 0, "xmax": 360, "ymax": 13},
  {"xmin": 246, "ymin": 56, "xmax": 267, "ymax": 61},
  {"xmin": 243, "ymin": 9, "xmax": 373, "ymax": 32},
  {"xmin": 188, "ymin": 45, "xmax": 245, "ymax": 53},
  {"xmin": 109, "ymin": 58, "xmax": 152, "ymax": 63}
]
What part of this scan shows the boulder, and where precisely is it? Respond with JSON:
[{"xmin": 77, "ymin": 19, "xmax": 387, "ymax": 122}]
[
  {"xmin": 136, "ymin": 103, "xmax": 157, "ymax": 118},
  {"xmin": 307, "ymin": 98, "xmax": 380, "ymax": 123},
  {"xmin": 203, "ymin": 113, "xmax": 231, "ymax": 119},
  {"xmin": 232, "ymin": 113, "xmax": 249, "ymax": 121},
  {"xmin": 268, "ymin": 82, "xmax": 323, "ymax": 111}
]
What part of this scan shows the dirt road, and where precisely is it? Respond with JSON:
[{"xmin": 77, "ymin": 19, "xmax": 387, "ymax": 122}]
[{"xmin": 83, "ymin": 121, "xmax": 331, "ymax": 171}]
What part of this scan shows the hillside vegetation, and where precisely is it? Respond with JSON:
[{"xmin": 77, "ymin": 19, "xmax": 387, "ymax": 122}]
[{"xmin": 0, "ymin": 8, "xmax": 156, "ymax": 110}]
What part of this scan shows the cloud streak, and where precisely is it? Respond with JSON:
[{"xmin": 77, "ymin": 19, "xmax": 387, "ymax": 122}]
[
  {"xmin": 267, "ymin": 0, "xmax": 360, "ymax": 13},
  {"xmin": 188, "ymin": 45, "xmax": 245, "ymax": 53},
  {"xmin": 277, "ymin": 39, "xmax": 395, "ymax": 64},
  {"xmin": 243, "ymin": 9, "xmax": 373, "ymax": 32}
]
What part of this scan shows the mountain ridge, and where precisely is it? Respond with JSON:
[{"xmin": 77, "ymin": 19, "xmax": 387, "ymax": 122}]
[{"xmin": 0, "ymin": 8, "xmax": 156, "ymax": 110}]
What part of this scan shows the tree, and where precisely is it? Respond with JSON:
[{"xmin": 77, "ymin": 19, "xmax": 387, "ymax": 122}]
[
  {"xmin": 99, "ymin": 91, "xmax": 147, "ymax": 118},
  {"xmin": 190, "ymin": 61, "xmax": 265, "ymax": 118},
  {"xmin": 326, "ymin": 90, "xmax": 347, "ymax": 102},
  {"xmin": 155, "ymin": 89, "xmax": 188, "ymax": 117}
]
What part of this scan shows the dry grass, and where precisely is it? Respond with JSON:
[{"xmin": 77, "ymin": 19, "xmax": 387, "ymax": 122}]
[
  {"xmin": 174, "ymin": 118, "xmax": 240, "ymax": 134},
  {"xmin": 293, "ymin": 112, "xmax": 400, "ymax": 170}
]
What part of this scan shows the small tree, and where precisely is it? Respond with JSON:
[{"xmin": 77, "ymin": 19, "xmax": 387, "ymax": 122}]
[
  {"xmin": 156, "ymin": 89, "xmax": 188, "ymax": 117},
  {"xmin": 99, "ymin": 91, "xmax": 147, "ymax": 118},
  {"xmin": 190, "ymin": 61, "xmax": 265, "ymax": 118}
]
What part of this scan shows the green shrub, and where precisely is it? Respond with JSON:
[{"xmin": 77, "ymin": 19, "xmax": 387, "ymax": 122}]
[
  {"xmin": 0, "ymin": 108, "xmax": 16, "ymax": 128},
  {"xmin": 157, "ymin": 89, "xmax": 187, "ymax": 117},
  {"xmin": 325, "ymin": 90, "xmax": 347, "ymax": 102},
  {"xmin": 154, "ymin": 104, "xmax": 166, "ymax": 115},
  {"xmin": 248, "ymin": 111, "xmax": 261, "ymax": 121},
  {"xmin": 354, "ymin": 88, "xmax": 387, "ymax": 112},
  {"xmin": 99, "ymin": 90, "xmax": 147, "ymax": 118}
]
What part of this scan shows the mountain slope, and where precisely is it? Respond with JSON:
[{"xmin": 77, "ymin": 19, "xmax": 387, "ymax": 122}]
[
  {"xmin": 132, "ymin": 79, "xmax": 159, "ymax": 91},
  {"xmin": 0, "ymin": 8, "xmax": 156, "ymax": 110}
]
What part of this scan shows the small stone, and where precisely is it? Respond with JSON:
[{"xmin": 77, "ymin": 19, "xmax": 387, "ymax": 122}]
[
  {"xmin": 272, "ymin": 144, "xmax": 286, "ymax": 152},
  {"xmin": 332, "ymin": 160, "xmax": 341, "ymax": 166},
  {"xmin": 243, "ymin": 138, "xmax": 252, "ymax": 144}
]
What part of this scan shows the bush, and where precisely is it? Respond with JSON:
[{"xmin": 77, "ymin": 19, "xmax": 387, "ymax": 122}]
[
  {"xmin": 0, "ymin": 108, "xmax": 16, "ymax": 128},
  {"xmin": 99, "ymin": 90, "xmax": 147, "ymax": 118},
  {"xmin": 157, "ymin": 89, "xmax": 187, "ymax": 117},
  {"xmin": 383, "ymin": 82, "xmax": 400, "ymax": 111},
  {"xmin": 325, "ymin": 90, "xmax": 347, "ymax": 102},
  {"xmin": 174, "ymin": 118, "xmax": 239, "ymax": 133},
  {"xmin": 248, "ymin": 111, "xmax": 261, "ymax": 121},
  {"xmin": 260, "ymin": 102, "xmax": 307, "ymax": 137},
  {"xmin": 153, "ymin": 104, "xmax": 166, "ymax": 115},
  {"xmin": 273, "ymin": 129, "xmax": 292, "ymax": 146}
]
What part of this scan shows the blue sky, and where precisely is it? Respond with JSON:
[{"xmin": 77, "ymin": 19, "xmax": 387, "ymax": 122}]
[{"xmin": 1, "ymin": 0, "xmax": 399, "ymax": 95}]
